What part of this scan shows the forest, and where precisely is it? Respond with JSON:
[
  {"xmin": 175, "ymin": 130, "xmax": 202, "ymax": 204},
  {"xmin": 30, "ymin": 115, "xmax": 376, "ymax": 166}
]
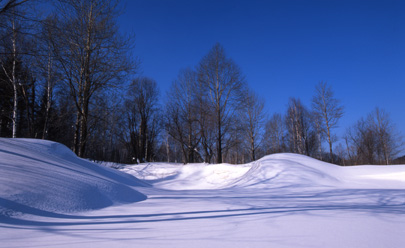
[{"xmin": 0, "ymin": 0, "xmax": 403, "ymax": 166}]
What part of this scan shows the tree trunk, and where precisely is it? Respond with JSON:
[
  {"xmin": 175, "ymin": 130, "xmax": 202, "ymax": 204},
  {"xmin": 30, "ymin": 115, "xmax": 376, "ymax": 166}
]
[
  {"xmin": 251, "ymin": 137, "xmax": 256, "ymax": 161},
  {"xmin": 78, "ymin": 100, "xmax": 88, "ymax": 157},
  {"xmin": 166, "ymin": 135, "xmax": 170, "ymax": 162},
  {"xmin": 42, "ymin": 49, "xmax": 53, "ymax": 139},
  {"xmin": 73, "ymin": 110, "xmax": 81, "ymax": 155},
  {"xmin": 217, "ymin": 111, "xmax": 222, "ymax": 164},
  {"xmin": 11, "ymin": 18, "xmax": 18, "ymax": 138},
  {"xmin": 326, "ymin": 119, "xmax": 333, "ymax": 163}
]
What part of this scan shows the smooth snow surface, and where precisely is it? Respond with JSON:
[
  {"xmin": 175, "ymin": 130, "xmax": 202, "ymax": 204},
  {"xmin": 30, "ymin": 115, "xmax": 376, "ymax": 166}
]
[
  {"xmin": 1, "ymin": 139, "xmax": 405, "ymax": 248},
  {"xmin": 0, "ymin": 138, "xmax": 147, "ymax": 217}
]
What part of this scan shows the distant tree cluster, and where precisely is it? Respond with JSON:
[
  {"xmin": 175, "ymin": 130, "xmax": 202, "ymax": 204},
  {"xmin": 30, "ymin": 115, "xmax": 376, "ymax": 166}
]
[
  {"xmin": 262, "ymin": 85, "xmax": 402, "ymax": 165},
  {"xmin": 164, "ymin": 43, "xmax": 257, "ymax": 164},
  {"xmin": 163, "ymin": 47, "xmax": 402, "ymax": 165},
  {"xmin": 0, "ymin": 0, "xmax": 402, "ymax": 165},
  {"xmin": 343, "ymin": 108, "xmax": 402, "ymax": 165}
]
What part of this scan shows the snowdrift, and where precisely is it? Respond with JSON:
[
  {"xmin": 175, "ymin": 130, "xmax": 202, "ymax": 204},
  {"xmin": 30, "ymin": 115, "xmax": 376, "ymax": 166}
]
[
  {"xmin": 229, "ymin": 153, "xmax": 342, "ymax": 189},
  {"xmin": 121, "ymin": 154, "xmax": 343, "ymax": 190},
  {"xmin": 0, "ymin": 138, "xmax": 147, "ymax": 217},
  {"xmin": 122, "ymin": 153, "xmax": 405, "ymax": 190},
  {"xmin": 120, "ymin": 162, "xmax": 252, "ymax": 190}
]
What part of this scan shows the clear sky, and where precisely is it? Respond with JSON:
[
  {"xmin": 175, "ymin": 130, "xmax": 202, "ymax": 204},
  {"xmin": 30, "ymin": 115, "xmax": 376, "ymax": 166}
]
[{"xmin": 118, "ymin": 0, "xmax": 405, "ymax": 140}]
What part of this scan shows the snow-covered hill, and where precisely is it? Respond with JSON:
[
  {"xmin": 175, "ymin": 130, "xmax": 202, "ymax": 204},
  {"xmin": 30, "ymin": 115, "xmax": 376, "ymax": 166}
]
[
  {"xmin": 1, "ymin": 138, "xmax": 405, "ymax": 248},
  {"xmin": 0, "ymin": 138, "xmax": 147, "ymax": 217}
]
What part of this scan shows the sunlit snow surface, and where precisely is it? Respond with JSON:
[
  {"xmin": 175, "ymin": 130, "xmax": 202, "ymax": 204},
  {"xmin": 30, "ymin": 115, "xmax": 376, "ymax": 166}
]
[{"xmin": 1, "ymin": 138, "xmax": 405, "ymax": 248}]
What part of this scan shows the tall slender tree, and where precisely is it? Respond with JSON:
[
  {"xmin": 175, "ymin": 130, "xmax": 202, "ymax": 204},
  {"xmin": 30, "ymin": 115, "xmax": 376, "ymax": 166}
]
[
  {"xmin": 265, "ymin": 113, "xmax": 286, "ymax": 154},
  {"xmin": 312, "ymin": 82, "xmax": 343, "ymax": 162},
  {"xmin": 165, "ymin": 68, "xmax": 201, "ymax": 163},
  {"xmin": 240, "ymin": 89, "xmax": 266, "ymax": 161},
  {"xmin": 286, "ymin": 98, "xmax": 318, "ymax": 156},
  {"xmin": 35, "ymin": 16, "xmax": 60, "ymax": 139},
  {"xmin": 125, "ymin": 77, "xmax": 160, "ymax": 163},
  {"xmin": 197, "ymin": 43, "xmax": 245, "ymax": 163},
  {"xmin": 0, "ymin": 9, "xmax": 18, "ymax": 137}
]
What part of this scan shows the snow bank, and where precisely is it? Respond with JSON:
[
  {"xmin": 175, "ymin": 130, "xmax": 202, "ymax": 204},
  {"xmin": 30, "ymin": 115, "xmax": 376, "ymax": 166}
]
[
  {"xmin": 120, "ymin": 154, "xmax": 342, "ymax": 190},
  {"xmin": 121, "ymin": 153, "xmax": 405, "ymax": 190},
  {"xmin": 229, "ymin": 153, "xmax": 343, "ymax": 189},
  {"xmin": 122, "ymin": 162, "xmax": 251, "ymax": 190},
  {"xmin": 0, "ymin": 138, "xmax": 147, "ymax": 217}
]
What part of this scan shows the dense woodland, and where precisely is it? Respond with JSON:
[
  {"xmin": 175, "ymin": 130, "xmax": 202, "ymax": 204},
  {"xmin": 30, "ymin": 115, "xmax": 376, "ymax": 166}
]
[{"xmin": 0, "ymin": 0, "xmax": 403, "ymax": 165}]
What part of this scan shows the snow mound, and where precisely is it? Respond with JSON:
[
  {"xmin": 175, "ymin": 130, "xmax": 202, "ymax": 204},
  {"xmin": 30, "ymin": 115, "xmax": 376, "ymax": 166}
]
[
  {"xmin": 125, "ymin": 162, "xmax": 251, "ymax": 190},
  {"xmin": 229, "ymin": 153, "xmax": 342, "ymax": 188},
  {"xmin": 121, "ymin": 154, "xmax": 342, "ymax": 190},
  {"xmin": 122, "ymin": 153, "xmax": 405, "ymax": 190},
  {"xmin": 0, "ymin": 138, "xmax": 148, "ymax": 217}
]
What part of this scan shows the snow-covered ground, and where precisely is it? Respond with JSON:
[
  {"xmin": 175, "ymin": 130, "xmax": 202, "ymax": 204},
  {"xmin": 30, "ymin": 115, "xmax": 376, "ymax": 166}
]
[{"xmin": 1, "ymin": 138, "xmax": 405, "ymax": 248}]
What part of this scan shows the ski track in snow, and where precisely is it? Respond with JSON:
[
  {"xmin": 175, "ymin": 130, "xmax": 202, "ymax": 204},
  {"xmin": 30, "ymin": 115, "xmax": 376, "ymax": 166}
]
[{"xmin": 1, "ymin": 138, "xmax": 405, "ymax": 248}]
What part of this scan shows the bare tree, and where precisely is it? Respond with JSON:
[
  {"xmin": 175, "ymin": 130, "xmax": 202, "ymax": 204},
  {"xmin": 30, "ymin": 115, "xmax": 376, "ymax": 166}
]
[
  {"xmin": 197, "ymin": 43, "xmax": 245, "ymax": 163},
  {"xmin": 312, "ymin": 113, "xmax": 324, "ymax": 160},
  {"xmin": 0, "ymin": 1, "xmax": 46, "ymax": 139},
  {"xmin": 240, "ymin": 89, "xmax": 266, "ymax": 161},
  {"xmin": 344, "ymin": 108, "xmax": 402, "ymax": 165},
  {"xmin": 165, "ymin": 68, "xmax": 201, "ymax": 164},
  {"xmin": 197, "ymin": 90, "xmax": 216, "ymax": 163},
  {"xmin": 35, "ymin": 16, "xmax": 60, "ymax": 139},
  {"xmin": 49, "ymin": 0, "xmax": 133, "ymax": 156},
  {"xmin": 312, "ymin": 81, "xmax": 343, "ymax": 162},
  {"xmin": 345, "ymin": 117, "xmax": 377, "ymax": 164},
  {"xmin": 0, "ymin": 5, "xmax": 29, "ymax": 138},
  {"xmin": 286, "ymin": 98, "xmax": 306, "ymax": 154},
  {"xmin": 0, "ymin": 11, "xmax": 17, "ymax": 137},
  {"xmin": 286, "ymin": 98, "xmax": 318, "ymax": 156},
  {"xmin": 264, "ymin": 113, "xmax": 286, "ymax": 154},
  {"xmin": 124, "ymin": 77, "xmax": 160, "ymax": 163},
  {"xmin": 370, "ymin": 108, "xmax": 401, "ymax": 165}
]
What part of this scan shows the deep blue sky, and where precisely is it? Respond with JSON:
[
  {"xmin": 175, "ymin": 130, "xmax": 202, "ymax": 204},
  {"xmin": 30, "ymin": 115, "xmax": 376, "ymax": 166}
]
[{"xmin": 119, "ymin": 0, "xmax": 405, "ymax": 141}]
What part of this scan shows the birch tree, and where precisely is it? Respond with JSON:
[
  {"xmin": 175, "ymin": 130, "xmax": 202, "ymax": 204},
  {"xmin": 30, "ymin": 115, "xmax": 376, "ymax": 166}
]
[
  {"xmin": 312, "ymin": 81, "xmax": 343, "ymax": 162},
  {"xmin": 241, "ymin": 90, "xmax": 266, "ymax": 161},
  {"xmin": 49, "ymin": 0, "xmax": 133, "ymax": 156},
  {"xmin": 0, "ymin": 8, "xmax": 19, "ymax": 138},
  {"xmin": 286, "ymin": 98, "xmax": 318, "ymax": 156},
  {"xmin": 36, "ymin": 16, "xmax": 59, "ymax": 139},
  {"xmin": 265, "ymin": 113, "xmax": 286, "ymax": 154},
  {"xmin": 197, "ymin": 43, "xmax": 245, "ymax": 163}
]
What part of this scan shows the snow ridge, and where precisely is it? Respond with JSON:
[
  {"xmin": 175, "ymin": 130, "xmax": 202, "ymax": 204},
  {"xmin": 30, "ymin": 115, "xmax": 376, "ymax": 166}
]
[{"xmin": 0, "ymin": 138, "xmax": 147, "ymax": 217}]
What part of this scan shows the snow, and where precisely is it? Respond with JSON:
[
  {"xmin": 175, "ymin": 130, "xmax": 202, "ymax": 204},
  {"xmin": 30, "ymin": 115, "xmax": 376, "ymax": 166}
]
[
  {"xmin": 0, "ymin": 138, "xmax": 148, "ymax": 217},
  {"xmin": 1, "ymin": 138, "xmax": 405, "ymax": 247}
]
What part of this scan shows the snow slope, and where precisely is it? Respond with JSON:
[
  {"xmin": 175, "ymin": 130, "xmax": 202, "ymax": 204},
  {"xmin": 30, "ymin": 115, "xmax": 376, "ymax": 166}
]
[
  {"xmin": 1, "ymin": 138, "xmax": 405, "ymax": 248},
  {"xmin": 122, "ymin": 153, "xmax": 405, "ymax": 190},
  {"xmin": 0, "ymin": 138, "xmax": 147, "ymax": 217}
]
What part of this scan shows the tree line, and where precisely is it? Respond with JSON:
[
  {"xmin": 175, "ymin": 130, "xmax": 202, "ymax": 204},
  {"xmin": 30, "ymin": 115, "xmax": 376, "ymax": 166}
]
[{"xmin": 0, "ymin": 0, "xmax": 402, "ymax": 165}]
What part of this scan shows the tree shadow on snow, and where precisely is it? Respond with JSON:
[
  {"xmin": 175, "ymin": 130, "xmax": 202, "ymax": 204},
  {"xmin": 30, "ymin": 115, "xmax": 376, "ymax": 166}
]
[{"xmin": 1, "ymin": 187, "xmax": 405, "ymax": 230}]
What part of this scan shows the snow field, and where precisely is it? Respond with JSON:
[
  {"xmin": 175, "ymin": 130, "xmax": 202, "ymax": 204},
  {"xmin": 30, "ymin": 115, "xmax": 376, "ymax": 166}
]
[{"xmin": 1, "ymin": 138, "xmax": 405, "ymax": 248}]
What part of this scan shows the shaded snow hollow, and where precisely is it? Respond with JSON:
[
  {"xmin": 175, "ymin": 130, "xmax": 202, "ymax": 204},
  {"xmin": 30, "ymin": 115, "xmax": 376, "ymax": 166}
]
[{"xmin": 0, "ymin": 138, "xmax": 148, "ymax": 217}]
